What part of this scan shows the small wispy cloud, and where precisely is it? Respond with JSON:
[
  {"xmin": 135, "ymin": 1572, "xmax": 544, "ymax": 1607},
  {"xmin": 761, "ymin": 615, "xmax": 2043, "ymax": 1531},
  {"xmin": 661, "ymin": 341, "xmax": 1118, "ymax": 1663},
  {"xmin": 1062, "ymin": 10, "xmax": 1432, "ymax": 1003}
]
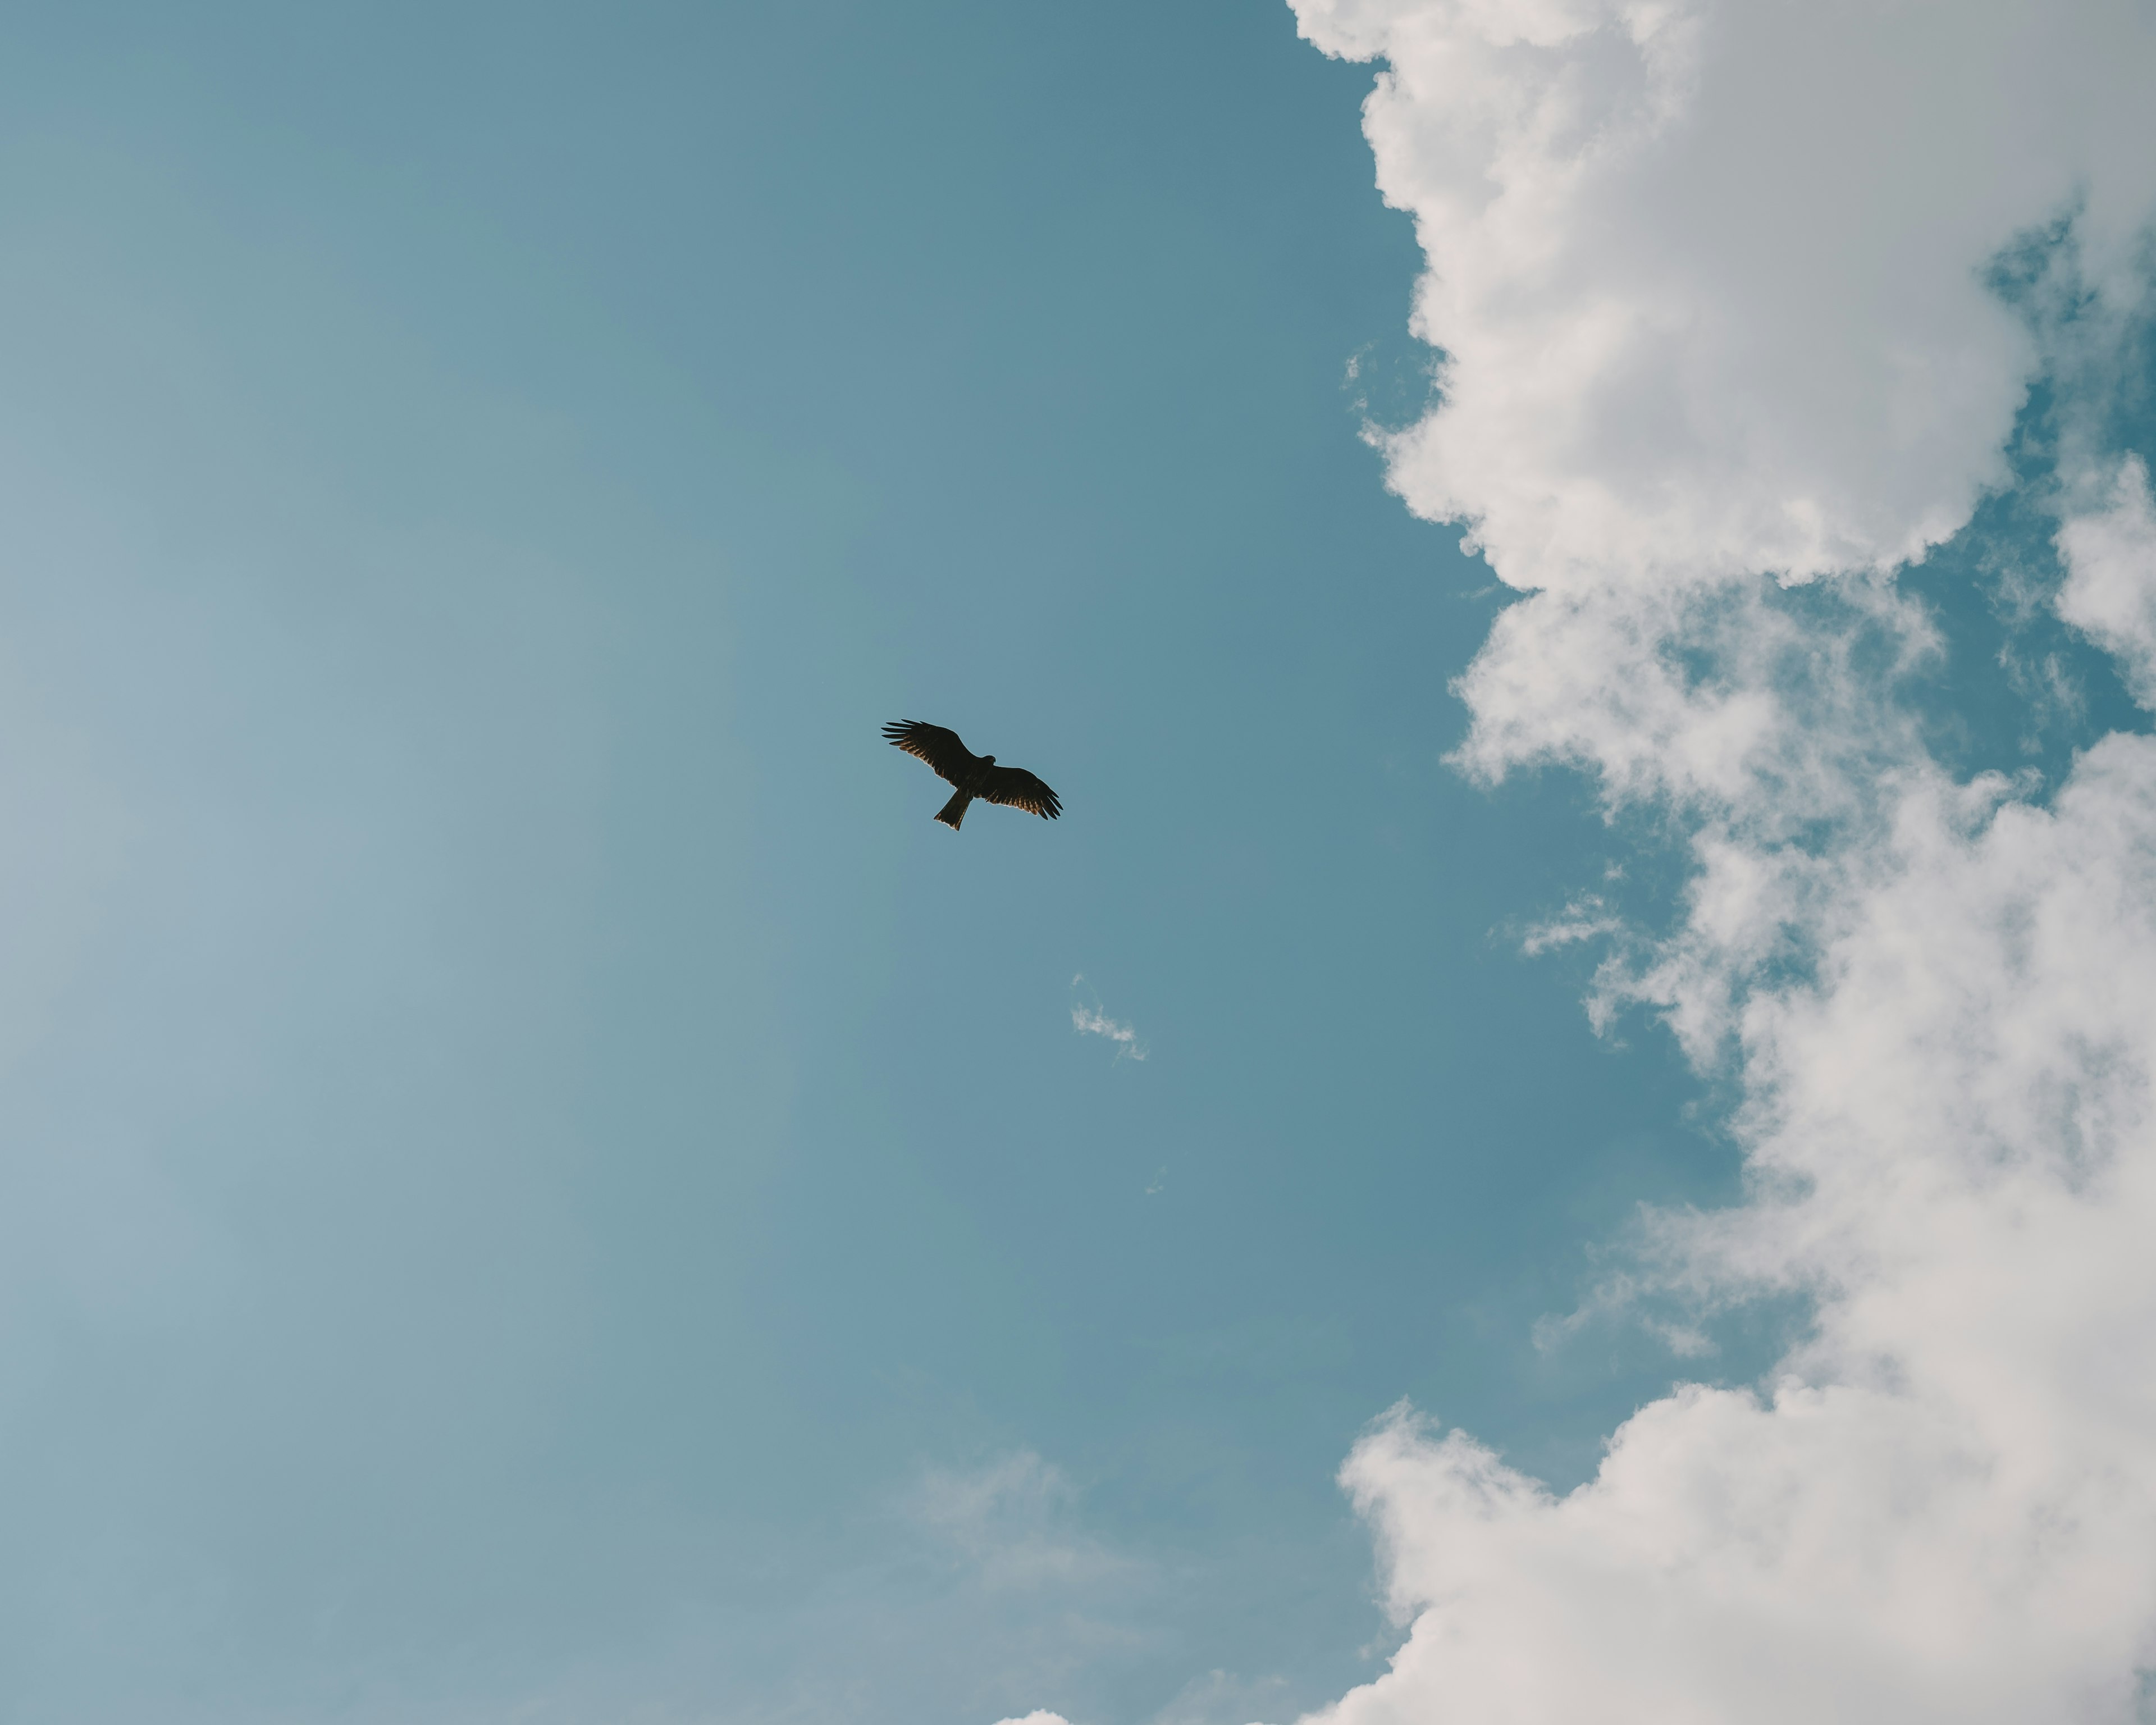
[
  {"xmin": 1072, "ymin": 1005, "xmax": 1145, "ymax": 1058},
  {"xmin": 1519, "ymin": 894, "xmax": 1627, "ymax": 957},
  {"xmin": 1531, "ymin": 1253, "xmax": 1727, "ymax": 1362},
  {"xmin": 1152, "ymin": 1668, "xmax": 1292, "ymax": 1725},
  {"xmin": 907, "ymin": 1449, "xmax": 1122, "ymax": 1591},
  {"xmin": 1070, "ymin": 974, "xmax": 1146, "ymax": 1061}
]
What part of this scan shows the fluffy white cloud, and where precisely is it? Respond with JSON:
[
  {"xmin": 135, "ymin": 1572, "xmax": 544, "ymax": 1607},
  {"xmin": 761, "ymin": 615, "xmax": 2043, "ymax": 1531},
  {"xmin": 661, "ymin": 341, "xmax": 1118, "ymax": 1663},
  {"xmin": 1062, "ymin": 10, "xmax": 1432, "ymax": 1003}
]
[
  {"xmin": 1296, "ymin": 0, "xmax": 2156, "ymax": 597},
  {"xmin": 1285, "ymin": 1, "xmax": 2156, "ymax": 1719},
  {"xmin": 1324, "ymin": 743, "xmax": 2156, "ymax": 1722}
]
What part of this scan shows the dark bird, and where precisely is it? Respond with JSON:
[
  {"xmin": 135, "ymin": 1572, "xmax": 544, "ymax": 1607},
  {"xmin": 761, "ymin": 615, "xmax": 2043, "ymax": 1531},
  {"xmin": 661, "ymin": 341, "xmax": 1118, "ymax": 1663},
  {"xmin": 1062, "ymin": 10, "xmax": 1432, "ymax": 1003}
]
[{"xmin": 883, "ymin": 720, "xmax": 1062, "ymax": 830}]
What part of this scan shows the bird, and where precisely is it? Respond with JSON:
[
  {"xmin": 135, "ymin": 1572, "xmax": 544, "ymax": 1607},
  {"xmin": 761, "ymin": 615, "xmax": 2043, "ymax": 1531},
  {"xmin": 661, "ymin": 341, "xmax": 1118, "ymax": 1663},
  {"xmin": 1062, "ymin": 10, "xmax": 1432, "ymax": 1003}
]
[{"xmin": 883, "ymin": 720, "xmax": 1062, "ymax": 830}]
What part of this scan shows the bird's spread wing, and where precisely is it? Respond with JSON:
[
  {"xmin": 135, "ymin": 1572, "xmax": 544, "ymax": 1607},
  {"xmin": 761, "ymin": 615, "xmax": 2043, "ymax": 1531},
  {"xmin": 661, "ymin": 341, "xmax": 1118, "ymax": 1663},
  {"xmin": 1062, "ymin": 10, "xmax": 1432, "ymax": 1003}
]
[
  {"xmin": 979, "ymin": 764, "xmax": 1061, "ymax": 820},
  {"xmin": 882, "ymin": 720, "xmax": 977, "ymax": 787}
]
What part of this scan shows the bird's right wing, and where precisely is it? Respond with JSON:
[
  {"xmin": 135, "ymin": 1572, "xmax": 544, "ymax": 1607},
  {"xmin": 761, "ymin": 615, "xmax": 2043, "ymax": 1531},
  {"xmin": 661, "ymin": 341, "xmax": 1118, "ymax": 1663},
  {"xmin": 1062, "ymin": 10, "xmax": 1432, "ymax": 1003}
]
[
  {"xmin": 978, "ymin": 764, "xmax": 1061, "ymax": 820},
  {"xmin": 882, "ymin": 720, "xmax": 977, "ymax": 787}
]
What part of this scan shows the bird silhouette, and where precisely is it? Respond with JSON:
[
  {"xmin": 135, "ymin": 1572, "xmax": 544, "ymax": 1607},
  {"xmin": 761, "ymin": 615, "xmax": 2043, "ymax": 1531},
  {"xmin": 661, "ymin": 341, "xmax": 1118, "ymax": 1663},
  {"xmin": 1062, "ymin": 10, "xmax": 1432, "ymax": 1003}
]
[{"xmin": 883, "ymin": 720, "xmax": 1061, "ymax": 830}]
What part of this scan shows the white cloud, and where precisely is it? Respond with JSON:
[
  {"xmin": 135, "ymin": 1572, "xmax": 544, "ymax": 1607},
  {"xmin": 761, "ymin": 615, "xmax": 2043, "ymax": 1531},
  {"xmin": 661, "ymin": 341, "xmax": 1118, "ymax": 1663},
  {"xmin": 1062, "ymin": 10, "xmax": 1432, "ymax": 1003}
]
[
  {"xmin": 1282, "ymin": 1, "xmax": 2156, "ymax": 1719},
  {"xmin": 1319, "ymin": 746, "xmax": 2156, "ymax": 1723},
  {"xmin": 1296, "ymin": 0, "xmax": 2156, "ymax": 599},
  {"xmin": 2059, "ymin": 455, "xmax": 2156, "ymax": 709},
  {"xmin": 992, "ymin": 1713, "xmax": 1074, "ymax": 1725}
]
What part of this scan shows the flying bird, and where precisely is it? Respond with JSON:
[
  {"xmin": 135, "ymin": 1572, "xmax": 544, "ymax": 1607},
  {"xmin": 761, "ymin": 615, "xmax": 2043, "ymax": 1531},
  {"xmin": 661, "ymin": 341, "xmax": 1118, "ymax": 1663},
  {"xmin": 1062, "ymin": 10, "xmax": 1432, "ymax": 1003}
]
[{"xmin": 883, "ymin": 720, "xmax": 1062, "ymax": 830}]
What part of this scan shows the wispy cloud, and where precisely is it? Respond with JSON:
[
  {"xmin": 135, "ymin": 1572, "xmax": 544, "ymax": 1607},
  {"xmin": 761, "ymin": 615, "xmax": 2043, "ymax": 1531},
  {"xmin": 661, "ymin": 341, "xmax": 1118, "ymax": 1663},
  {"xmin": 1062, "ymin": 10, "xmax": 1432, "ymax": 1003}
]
[
  {"xmin": 1519, "ymin": 895, "xmax": 1627, "ymax": 957},
  {"xmin": 1071, "ymin": 1005, "xmax": 1145, "ymax": 1058},
  {"xmin": 1530, "ymin": 1272, "xmax": 1718, "ymax": 1361},
  {"xmin": 908, "ymin": 1449, "xmax": 1123, "ymax": 1591},
  {"xmin": 1070, "ymin": 975, "xmax": 1146, "ymax": 1061},
  {"xmin": 1152, "ymin": 1668, "xmax": 1292, "ymax": 1725}
]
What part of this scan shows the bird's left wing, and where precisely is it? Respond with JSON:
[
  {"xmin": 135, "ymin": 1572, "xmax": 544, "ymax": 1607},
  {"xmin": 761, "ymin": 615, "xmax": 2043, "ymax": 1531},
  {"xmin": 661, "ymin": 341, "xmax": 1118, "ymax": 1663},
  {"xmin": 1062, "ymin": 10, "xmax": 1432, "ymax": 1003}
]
[
  {"xmin": 978, "ymin": 764, "xmax": 1062, "ymax": 820},
  {"xmin": 882, "ymin": 720, "xmax": 977, "ymax": 787}
]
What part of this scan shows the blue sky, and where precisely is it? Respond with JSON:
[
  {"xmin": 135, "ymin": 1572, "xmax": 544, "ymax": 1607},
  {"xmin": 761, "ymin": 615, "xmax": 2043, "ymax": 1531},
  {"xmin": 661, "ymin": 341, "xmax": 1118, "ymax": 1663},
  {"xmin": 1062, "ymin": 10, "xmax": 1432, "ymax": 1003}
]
[
  {"xmin": 0, "ymin": 6, "xmax": 1738, "ymax": 1721},
  {"xmin": 8, "ymin": 4, "xmax": 2156, "ymax": 1723}
]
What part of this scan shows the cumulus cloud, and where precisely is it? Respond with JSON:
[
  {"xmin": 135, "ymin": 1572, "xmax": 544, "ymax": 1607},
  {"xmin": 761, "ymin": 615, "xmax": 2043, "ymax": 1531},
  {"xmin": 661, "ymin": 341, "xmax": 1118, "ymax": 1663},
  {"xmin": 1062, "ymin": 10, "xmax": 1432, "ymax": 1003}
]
[
  {"xmin": 1297, "ymin": 0, "xmax": 2156, "ymax": 597},
  {"xmin": 1282, "ymin": 1, "xmax": 2156, "ymax": 1719},
  {"xmin": 1325, "ymin": 745, "xmax": 2156, "ymax": 1722}
]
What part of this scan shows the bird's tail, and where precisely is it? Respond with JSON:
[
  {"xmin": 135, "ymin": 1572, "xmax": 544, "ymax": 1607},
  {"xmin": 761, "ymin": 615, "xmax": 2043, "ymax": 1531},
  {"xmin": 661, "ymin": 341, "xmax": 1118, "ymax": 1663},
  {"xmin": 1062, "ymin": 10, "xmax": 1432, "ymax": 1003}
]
[{"xmin": 934, "ymin": 790, "xmax": 971, "ymax": 830}]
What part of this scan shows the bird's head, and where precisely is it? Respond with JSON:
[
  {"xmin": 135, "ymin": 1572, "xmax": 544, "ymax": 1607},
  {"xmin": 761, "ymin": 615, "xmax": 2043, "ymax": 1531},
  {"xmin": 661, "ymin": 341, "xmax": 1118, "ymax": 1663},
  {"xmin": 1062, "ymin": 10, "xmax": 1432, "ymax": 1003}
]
[{"xmin": 982, "ymin": 754, "xmax": 996, "ymax": 765}]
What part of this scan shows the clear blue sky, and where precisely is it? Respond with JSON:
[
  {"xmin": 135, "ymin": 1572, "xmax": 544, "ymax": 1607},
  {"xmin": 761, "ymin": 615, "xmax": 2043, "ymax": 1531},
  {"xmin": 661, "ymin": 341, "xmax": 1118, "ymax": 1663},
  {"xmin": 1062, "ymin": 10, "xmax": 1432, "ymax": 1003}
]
[{"xmin": 12, "ymin": 4, "xmax": 2105, "ymax": 1721}]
